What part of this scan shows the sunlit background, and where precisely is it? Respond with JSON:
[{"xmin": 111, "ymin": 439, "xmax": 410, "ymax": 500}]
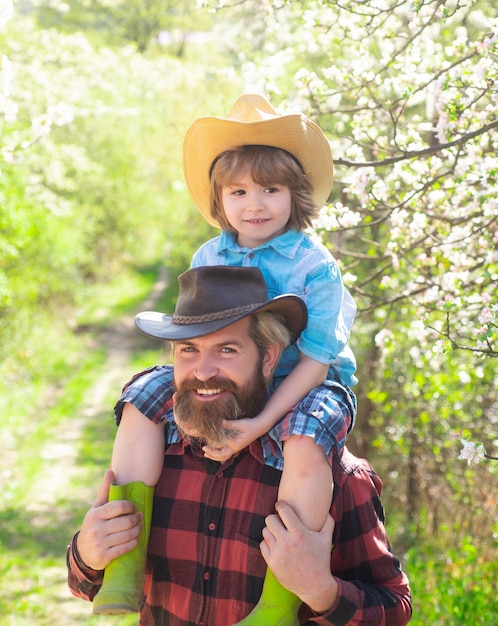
[{"xmin": 1, "ymin": 1, "xmax": 497, "ymax": 624}]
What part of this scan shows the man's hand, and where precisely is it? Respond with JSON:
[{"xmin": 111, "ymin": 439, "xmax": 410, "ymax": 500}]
[
  {"xmin": 260, "ymin": 500, "xmax": 338, "ymax": 614},
  {"xmin": 76, "ymin": 469, "xmax": 142, "ymax": 571}
]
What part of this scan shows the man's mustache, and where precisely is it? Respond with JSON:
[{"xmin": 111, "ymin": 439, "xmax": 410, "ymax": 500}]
[{"xmin": 177, "ymin": 376, "xmax": 239, "ymax": 395}]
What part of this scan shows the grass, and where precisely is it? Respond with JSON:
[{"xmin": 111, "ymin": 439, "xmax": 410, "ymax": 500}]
[
  {"xmin": 0, "ymin": 264, "xmax": 163, "ymax": 624},
  {"xmin": 0, "ymin": 350, "xmax": 138, "ymax": 625},
  {"xmin": 75, "ymin": 263, "xmax": 164, "ymax": 326},
  {"xmin": 405, "ymin": 543, "xmax": 498, "ymax": 625}
]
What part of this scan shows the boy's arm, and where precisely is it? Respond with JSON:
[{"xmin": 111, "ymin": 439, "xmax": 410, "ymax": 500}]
[
  {"xmin": 203, "ymin": 356, "xmax": 328, "ymax": 460},
  {"xmin": 252, "ymin": 355, "xmax": 329, "ymax": 432}
]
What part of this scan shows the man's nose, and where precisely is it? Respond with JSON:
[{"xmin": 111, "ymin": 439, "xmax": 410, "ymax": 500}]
[{"xmin": 194, "ymin": 353, "xmax": 218, "ymax": 381}]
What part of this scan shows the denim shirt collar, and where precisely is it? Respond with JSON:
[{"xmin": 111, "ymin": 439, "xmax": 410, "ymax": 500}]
[{"xmin": 217, "ymin": 229, "xmax": 305, "ymax": 259}]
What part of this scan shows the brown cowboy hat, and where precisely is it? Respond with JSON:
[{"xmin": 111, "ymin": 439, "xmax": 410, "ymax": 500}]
[
  {"xmin": 182, "ymin": 93, "xmax": 334, "ymax": 227},
  {"xmin": 135, "ymin": 265, "xmax": 307, "ymax": 342}
]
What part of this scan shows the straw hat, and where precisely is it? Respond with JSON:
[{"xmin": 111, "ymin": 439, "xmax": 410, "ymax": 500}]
[
  {"xmin": 182, "ymin": 94, "xmax": 334, "ymax": 227},
  {"xmin": 135, "ymin": 266, "xmax": 307, "ymax": 342}
]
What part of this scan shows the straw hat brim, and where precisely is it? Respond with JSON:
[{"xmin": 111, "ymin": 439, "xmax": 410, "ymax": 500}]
[{"xmin": 182, "ymin": 115, "xmax": 334, "ymax": 228}]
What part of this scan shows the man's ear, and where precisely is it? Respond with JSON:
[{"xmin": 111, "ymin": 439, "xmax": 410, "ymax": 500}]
[{"xmin": 261, "ymin": 342, "xmax": 281, "ymax": 380}]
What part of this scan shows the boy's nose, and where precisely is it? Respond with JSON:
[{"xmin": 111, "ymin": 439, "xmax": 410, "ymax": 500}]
[{"xmin": 246, "ymin": 191, "xmax": 264, "ymax": 210}]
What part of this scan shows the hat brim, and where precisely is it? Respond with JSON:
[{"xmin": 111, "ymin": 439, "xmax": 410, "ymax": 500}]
[
  {"xmin": 135, "ymin": 294, "xmax": 307, "ymax": 343},
  {"xmin": 183, "ymin": 115, "xmax": 333, "ymax": 228}
]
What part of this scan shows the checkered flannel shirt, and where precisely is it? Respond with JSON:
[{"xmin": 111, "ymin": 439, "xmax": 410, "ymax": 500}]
[{"xmin": 67, "ymin": 441, "xmax": 411, "ymax": 625}]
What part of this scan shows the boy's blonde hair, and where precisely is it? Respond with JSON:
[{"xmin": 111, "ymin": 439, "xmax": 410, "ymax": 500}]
[{"xmin": 210, "ymin": 145, "xmax": 318, "ymax": 235}]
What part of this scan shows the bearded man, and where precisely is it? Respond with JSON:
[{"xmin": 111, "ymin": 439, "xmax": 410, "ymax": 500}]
[{"xmin": 67, "ymin": 266, "xmax": 412, "ymax": 626}]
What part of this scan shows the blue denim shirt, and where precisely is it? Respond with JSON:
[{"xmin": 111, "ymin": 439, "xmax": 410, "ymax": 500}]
[{"xmin": 191, "ymin": 230, "xmax": 357, "ymax": 387}]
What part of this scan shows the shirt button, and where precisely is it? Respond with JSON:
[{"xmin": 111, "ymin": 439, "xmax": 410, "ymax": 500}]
[
  {"xmin": 203, "ymin": 571, "xmax": 210, "ymax": 580},
  {"xmin": 217, "ymin": 471, "xmax": 223, "ymax": 478},
  {"xmin": 208, "ymin": 522, "xmax": 216, "ymax": 531}
]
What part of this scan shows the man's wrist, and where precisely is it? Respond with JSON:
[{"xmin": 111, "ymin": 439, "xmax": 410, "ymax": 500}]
[
  {"xmin": 304, "ymin": 574, "xmax": 339, "ymax": 614},
  {"xmin": 72, "ymin": 532, "xmax": 103, "ymax": 573}
]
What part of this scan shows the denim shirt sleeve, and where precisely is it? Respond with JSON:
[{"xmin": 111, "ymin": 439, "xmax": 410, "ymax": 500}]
[{"xmin": 297, "ymin": 257, "xmax": 356, "ymax": 366}]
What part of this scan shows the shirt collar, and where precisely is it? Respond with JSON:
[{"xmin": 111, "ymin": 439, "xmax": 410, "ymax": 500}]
[
  {"xmin": 165, "ymin": 432, "xmax": 266, "ymax": 467},
  {"xmin": 217, "ymin": 230, "xmax": 305, "ymax": 259}
]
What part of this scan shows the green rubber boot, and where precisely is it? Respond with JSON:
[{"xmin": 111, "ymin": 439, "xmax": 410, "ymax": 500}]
[
  {"xmin": 232, "ymin": 567, "xmax": 301, "ymax": 625},
  {"xmin": 92, "ymin": 481, "xmax": 154, "ymax": 615}
]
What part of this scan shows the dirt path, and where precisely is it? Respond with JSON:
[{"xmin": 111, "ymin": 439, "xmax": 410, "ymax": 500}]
[
  {"xmin": 26, "ymin": 267, "xmax": 169, "ymax": 515},
  {"xmin": 21, "ymin": 267, "xmax": 169, "ymax": 625}
]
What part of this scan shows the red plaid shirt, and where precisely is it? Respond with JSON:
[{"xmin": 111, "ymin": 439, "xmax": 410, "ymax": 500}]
[{"xmin": 67, "ymin": 441, "xmax": 411, "ymax": 625}]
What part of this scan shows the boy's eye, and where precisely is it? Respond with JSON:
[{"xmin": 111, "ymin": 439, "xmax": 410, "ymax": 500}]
[
  {"xmin": 232, "ymin": 189, "xmax": 245, "ymax": 196},
  {"xmin": 264, "ymin": 186, "xmax": 279, "ymax": 193}
]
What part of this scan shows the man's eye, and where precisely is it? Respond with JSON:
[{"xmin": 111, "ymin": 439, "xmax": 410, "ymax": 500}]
[
  {"xmin": 179, "ymin": 346, "xmax": 195, "ymax": 353},
  {"xmin": 221, "ymin": 346, "xmax": 236, "ymax": 353}
]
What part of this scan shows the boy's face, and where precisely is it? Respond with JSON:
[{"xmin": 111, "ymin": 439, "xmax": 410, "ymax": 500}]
[{"xmin": 221, "ymin": 172, "xmax": 292, "ymax": 248}]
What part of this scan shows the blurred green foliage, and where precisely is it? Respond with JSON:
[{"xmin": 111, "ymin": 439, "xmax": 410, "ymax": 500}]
[{"xmin": 0, "ymin": 10, "xmax": 231, "ymax": 403}]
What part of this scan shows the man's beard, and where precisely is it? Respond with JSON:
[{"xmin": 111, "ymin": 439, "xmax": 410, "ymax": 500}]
[{"xmin": 173, "ymin": 366, "xmax": 268, "ymax": 449}]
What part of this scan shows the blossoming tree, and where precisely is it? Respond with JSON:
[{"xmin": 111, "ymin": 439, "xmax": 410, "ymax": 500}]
[{"xmin": 201, "ymin": 0, "xmax": 497, "ymax": 549}]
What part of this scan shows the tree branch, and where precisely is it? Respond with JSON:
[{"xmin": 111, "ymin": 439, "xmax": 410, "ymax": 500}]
[{"xmin": 334, "ymin": 118, "xmax": 498, "ymax": 168}]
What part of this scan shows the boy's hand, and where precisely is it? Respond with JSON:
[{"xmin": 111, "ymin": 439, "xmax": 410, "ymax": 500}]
[{"xmin": 202, "ymin": 416, "xmax": 266, "ymax": 461}]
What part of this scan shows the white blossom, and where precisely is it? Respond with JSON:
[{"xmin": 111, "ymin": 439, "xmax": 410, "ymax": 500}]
[
  {"xmin": 0, "ymin": 0, "xmax": 13, "ymax": 28},
  {"xmin": 457, "ymin": 439, "xmax": 487, "ymax": 465}
]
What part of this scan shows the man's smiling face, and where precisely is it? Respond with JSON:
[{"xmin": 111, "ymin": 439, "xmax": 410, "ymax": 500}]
[{"xmin": 172, "ymin": 317, "xmax": 274, "ymax": 448}]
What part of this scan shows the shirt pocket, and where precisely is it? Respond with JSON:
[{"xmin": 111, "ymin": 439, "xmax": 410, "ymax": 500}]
[{"xmin": 232, "ymin": 530, "xmax": 267, "ymax": 579}]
